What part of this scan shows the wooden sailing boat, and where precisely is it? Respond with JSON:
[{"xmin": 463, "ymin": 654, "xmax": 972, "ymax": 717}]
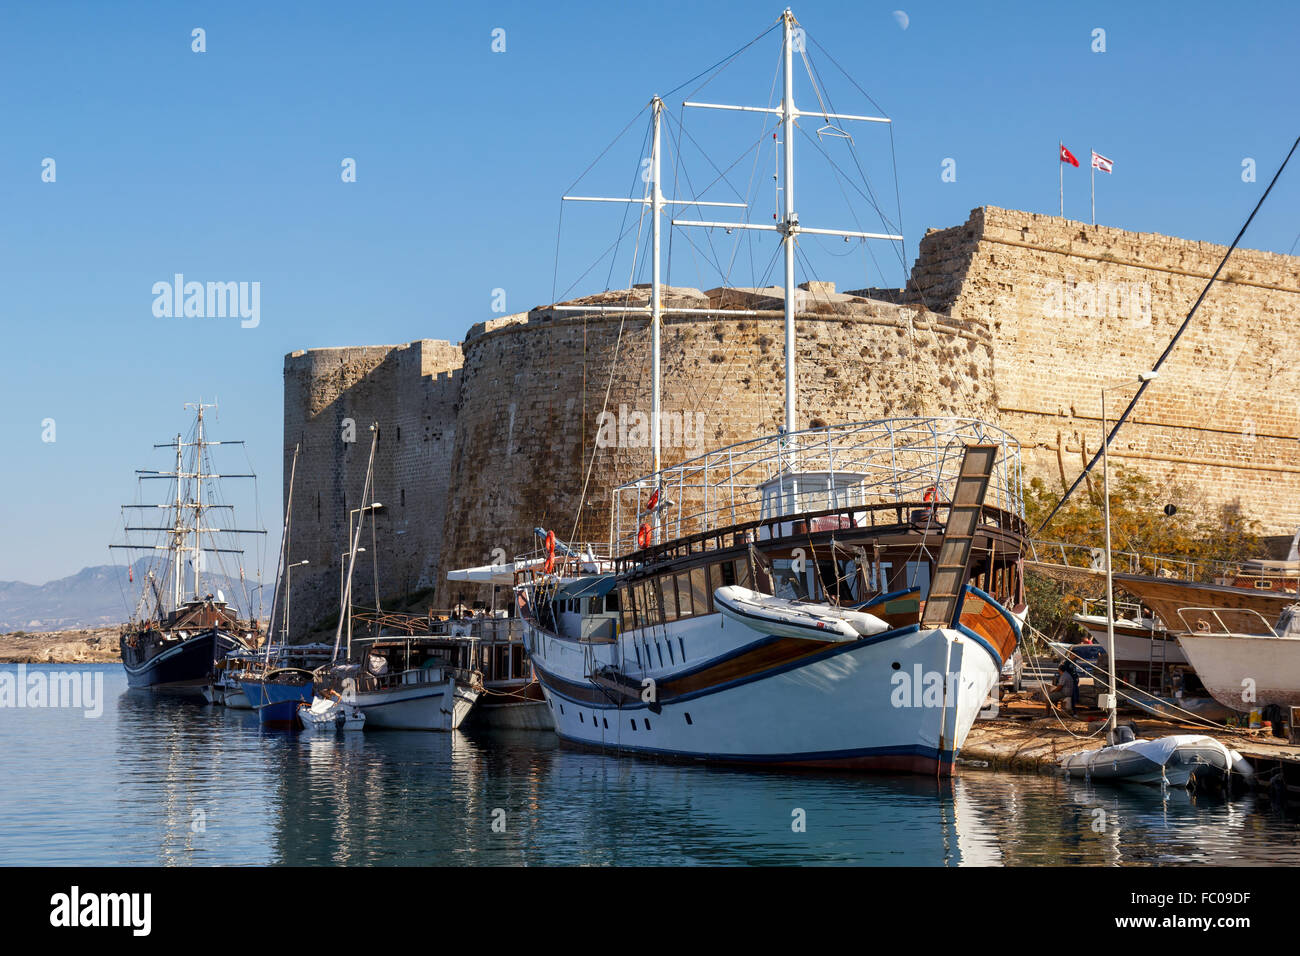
[
  {"xmin": 112, "ymin": 402, "xmax": 266, "ymax": 693},
  {"xmin": 508, "ymin": 9, "xmax": 1030, "ymax": 776}
]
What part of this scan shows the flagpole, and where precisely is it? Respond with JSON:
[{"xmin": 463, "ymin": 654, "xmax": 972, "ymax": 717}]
[
  {"xmin": 1091, "ymin": 149, "xmax": 1096, "ymax": 225},
  {"xmin": 1059, "ymin": 140, "xmax": 1064, "ymax": 217}
]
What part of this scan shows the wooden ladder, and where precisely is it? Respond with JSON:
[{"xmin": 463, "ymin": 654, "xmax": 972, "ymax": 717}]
[{"xmin": 919, "ymin": 444, "xmax": 999, "ymax": 630}]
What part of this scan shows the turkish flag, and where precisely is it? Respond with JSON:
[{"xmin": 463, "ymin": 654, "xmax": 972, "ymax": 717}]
[{"xmin": 1060, "ymin": 145, "xmax": 1080, "ymax": 167}]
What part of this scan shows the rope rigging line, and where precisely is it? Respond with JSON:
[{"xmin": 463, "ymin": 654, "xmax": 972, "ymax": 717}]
[
  {"xmin": 662, "ymin": 18, "xmax": 782, "ymax": 103},
  {"xmin": 802, "ymin": 42, "xmax": 900, "ymax": 237},
  {"xmin": 1030, "ymin": 623, "xmax": 1240, "ymax": 735},
  {"xmin": 603, "ymin": 120, "xmax": 654, "ymax": 294},
  {"xmin": 565, "ymin": 173, "xmax": 655, "ymax": 547}
]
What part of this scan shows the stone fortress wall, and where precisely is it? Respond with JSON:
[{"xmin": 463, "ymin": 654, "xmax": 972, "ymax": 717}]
[
  {"xmin": 904, "ymin": 207, "xmax": 1299, "ymax": 540},
  {"xmin": 281, "ymin": 340, "xmax": 461, "ymax": 635},
  {"xmin": 283, "ymin": 207, "xmax": 1300, "ymax": 627}
]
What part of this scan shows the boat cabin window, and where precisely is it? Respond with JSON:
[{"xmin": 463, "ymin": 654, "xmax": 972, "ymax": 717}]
[
  {"xmin": 718, "ymin": 558, "xmax": 752, "ymax": 590},
  {"xmin": 642, "ymin": 580, "xmax": 661, "ymax": 627},
  {"xmin": 768, "ymin": 559, "xmax": 809, "ymax": 601},
  {"xmin": 620, "ymin": 586, "xmax": 637, "ymax": 632},
  {"xmin": 675, "ymin": 572, "xmax": 694, "ymax": 617},
  {"xmin": 661, "ymin": 576, "xmax": 680, "ymax": 622},
  {"xmin": 689, "ymin": 566, "xmax": 712, "ymax": 614}
]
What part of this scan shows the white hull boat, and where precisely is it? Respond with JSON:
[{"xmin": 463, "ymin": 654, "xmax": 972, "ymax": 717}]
[
  {"xmin": 525, "ymin": 605, "xmax": 1004, "ymax": 775},
  {"xmin": 496, "ymin": 12, "xmax": 1030, "ymax": 778},
  {"xmin": 223, "ymin": 687, "xmax": 252, "ymax": 710},
  {"xmin": 298, "ymin": 695, "xmax": 366, "ymax": 731},
  {"xmin": 350, "ymin": 670, "xmax": 480, "ymax": 731},
  {"xmin": 1061, "ymin": 734, "xmax": 1253, "ymax": 788},
  {"xmin": 1176, "ymin": 631, "xmax": 1300, "ymax": 711}
]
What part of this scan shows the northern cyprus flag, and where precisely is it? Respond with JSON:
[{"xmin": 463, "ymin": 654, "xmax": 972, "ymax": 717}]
[{"xmin": 1092, "ymin": 151, "xmax": 1114, "ymax": 173}]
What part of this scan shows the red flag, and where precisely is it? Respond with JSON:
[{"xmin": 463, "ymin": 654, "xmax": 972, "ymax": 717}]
[
  {"xmin": 128, "ymin": 566, "xmax": 133, "ymax": 583},
  {"xmin": 1060, "ymin": 144, "xmax": 1080, "ymax": 167}
]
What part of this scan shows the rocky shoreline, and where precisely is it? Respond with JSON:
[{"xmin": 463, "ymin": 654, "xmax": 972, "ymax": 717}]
[{"xmin": 0, "ymin": 627, "xmax": 121, "ymax": 663}]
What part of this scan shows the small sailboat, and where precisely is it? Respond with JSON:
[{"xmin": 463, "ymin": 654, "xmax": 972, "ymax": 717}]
[{"xmin": 1061, "ymin": 733, "xmax": 1254, "ymax": 788}]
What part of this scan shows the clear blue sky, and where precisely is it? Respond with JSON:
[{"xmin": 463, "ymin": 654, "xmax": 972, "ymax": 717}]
[{"xmin": 1, "ymin": 0, "xmax": 1296, "ymax": 585}]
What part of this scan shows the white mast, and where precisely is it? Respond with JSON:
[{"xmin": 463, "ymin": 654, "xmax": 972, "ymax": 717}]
[
  {"xmin": 675, "ymin": 8, "xmax": 903, "ymax": 438},
  {"xmin": 781, "ymin": 9, "xmax": 797, "ymax": 435},
  {"xmin": 651, "ymin": 96, "xmax": 663, "ymax": 477},
  {"xmin": 555, "ymin": 97, "xmax": 747, "ymax": 542}
]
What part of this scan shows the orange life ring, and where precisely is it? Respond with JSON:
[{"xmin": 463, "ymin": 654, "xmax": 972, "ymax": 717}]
[
  {"xmin": 544, "ymin": 531, "xmax": 556, "ymax": 574},
  {"xmin": 637, "ymin": 523, "xmax": 651, "ymax": 549}
]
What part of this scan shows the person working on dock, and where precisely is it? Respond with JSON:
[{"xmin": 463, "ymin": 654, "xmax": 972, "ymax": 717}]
[{"xmin": 1037, "ymin": 657, "xmax": 1080, "ymax": 716}]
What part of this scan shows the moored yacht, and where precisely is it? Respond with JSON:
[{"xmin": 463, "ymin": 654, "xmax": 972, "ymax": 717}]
[
  {"xmin": 519, "ymin": 421, "xmax": 1028, "ymax": 776},
  {"xmin": 510, "ymin": 9, "xmax": 1029, "ymax": 776}
]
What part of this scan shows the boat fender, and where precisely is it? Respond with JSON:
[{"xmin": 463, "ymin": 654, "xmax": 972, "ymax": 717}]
[
  {"xmin": 637, "ymin": 524, "xmax": 651, "ymax": 549},
  {"xmin": 544, "ymin": 531, "xmax": 556, "ymax": 574}
]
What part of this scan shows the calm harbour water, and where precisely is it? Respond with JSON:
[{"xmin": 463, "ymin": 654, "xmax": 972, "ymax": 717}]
[{"xmin": 4, "ymin": 663, "xmax": 1300, "ymax": 866}]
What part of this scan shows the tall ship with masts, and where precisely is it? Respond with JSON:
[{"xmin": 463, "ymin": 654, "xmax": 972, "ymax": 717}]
[
  {"xmin": 113, "ymin": 402, "xmax": 267, "ymax": 692},
  {"xmin": 504, "ymin": 9, "xmax": 1030, "ymax": 776}
]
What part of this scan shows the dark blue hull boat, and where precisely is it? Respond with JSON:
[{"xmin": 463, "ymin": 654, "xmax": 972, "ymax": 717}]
[
  {"xmin": 120, "ymin": 627, "xmax": 241, "ymax": 694},
  {"xmin": 241, "ymin": 676, "xmax": 314, "ymax": 726}
]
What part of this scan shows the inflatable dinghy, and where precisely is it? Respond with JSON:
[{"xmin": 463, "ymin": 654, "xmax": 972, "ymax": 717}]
[
  {"xmin": 1060, "ymin": 733, "xmax": 1253, "ymax": 787},
  {"xmin": 714, "ymin": 585, "xmax": 890, "ymax": 642}
]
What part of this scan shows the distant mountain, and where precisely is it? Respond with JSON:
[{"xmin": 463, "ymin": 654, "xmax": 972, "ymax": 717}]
[{"xmin": 0, "ymin": 559, "xmax": 263, "ymax": 633}]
